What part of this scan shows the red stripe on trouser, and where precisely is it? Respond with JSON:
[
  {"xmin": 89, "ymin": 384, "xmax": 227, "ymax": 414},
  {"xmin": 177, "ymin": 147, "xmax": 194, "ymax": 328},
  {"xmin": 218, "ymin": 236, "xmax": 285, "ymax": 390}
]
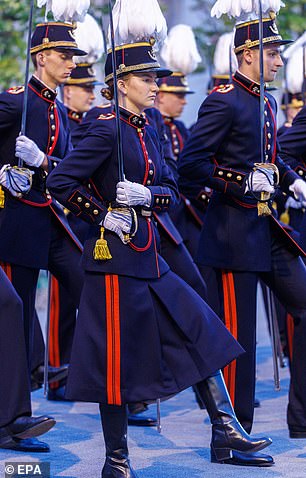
[
  {"xmin": 105, "ymin": 274, "xmax": 121, "ymax": 405},
  {"xmin": 0, "ymin": 262, "xmax": 12, "ymax": 282},
  {"xmin": 222, "ymin": 271, "xmax": 238, "ymax": 405},
  {"xmin": 49, "ymin": 276, "xmax": 61, "ymax": 389},
  {"xmin": 286, "ymin": 313, "xmax": 294, "ymax": 363}
]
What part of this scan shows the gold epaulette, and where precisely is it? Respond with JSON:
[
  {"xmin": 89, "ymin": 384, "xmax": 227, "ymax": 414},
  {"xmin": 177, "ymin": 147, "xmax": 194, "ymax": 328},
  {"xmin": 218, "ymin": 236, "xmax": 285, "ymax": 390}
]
[
  {"xmin": 98, "ymin": 113, "xmax": 115, "ymax": 120},
  {"xmin": 7, "ymin": 86, "xmax": 25, "ymax": 95},
  {"xmin": 215, "ymin": 84, "xmax": 235, "ymax": 94}
]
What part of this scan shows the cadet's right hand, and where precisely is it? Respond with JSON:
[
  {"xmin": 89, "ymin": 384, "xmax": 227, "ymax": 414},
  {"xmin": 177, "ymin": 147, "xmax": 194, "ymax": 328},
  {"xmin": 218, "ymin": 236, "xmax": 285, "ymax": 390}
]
[
  {"xmin": 245, "ymin": 167, "xmax": 275, "ymax": 194},
  {"xmin": 103, "ymin": 208, "xmax": 132, "ymax": 244},
  {"xmin": 0, "ymin": 164, "xmax": 33, "ymax": 197}
]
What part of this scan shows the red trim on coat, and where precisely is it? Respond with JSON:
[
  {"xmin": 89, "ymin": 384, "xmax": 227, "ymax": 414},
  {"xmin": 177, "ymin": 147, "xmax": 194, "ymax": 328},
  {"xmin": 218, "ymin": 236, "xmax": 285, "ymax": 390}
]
[{"xmin": 49, "ymin": 276, "xmax": 61, "ymax": 389}]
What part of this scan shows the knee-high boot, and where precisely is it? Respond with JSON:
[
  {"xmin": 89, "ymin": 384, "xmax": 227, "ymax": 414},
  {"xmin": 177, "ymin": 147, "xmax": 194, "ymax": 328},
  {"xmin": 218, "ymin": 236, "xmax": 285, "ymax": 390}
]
[
  {"xmin": 99, "ymin": 404, "xmax": 138, "ymax": 478},
  {"xmin": 195, "ymin": 371, "xmax": 272, "ymax": 461}
]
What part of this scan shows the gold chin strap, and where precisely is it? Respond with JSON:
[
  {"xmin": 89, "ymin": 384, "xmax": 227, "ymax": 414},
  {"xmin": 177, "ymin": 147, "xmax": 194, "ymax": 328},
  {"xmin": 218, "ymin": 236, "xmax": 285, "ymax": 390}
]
[{"xmin": 254, "ymin": 163, "xmax": 279, "ymax": 216}]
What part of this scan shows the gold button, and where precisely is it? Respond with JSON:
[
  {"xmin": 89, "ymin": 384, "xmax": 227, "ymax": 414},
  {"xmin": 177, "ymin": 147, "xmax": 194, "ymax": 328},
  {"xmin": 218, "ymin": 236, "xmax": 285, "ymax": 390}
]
[
  {"xmin": 237, "ymin": 175, "xmax": 242, "ymax": 181},
  {"xmin": 51, "ymin": 125, "xmax": 56, "ymax": 130},
  {"xmin": 161, "ymin": 198, "xmax": 165, "ymax": 204},
  {"xmin": 267, "ymin": 144, "xmax": 271, "ymax": 150},
  {"xmin": 218, "ymin": 171, "xmax": 224, "ymax": 176},
  {"xmin": 174, "ymin": 149, "xmax": 179, "ymax": 154},
  {"xmin": 266, "ymin": 122, "xmax": 270, "ymax": 127},
  {"xmin": 299, "ymin": 170, "xmax": 303, "ymax": 176},
  {"xmin": 166, "ymin": 198, "xmax": 169, "ymax": 204},
  {"xmin": 267, "ymin": 133, "xmax": 271, "ymax": 139},
  {"xmin": 265, "ymin": 154, "xmax": 269, "ymax": 160},
  {"xmin": 148, "ymin": 159, "xmax": 152, "ymax": 164},
  {"xmin": 51, "ymin": 136, "xmax": 55, "ymax": 142},
  {"xmin": 50, "ymin": 114, "xmax": 54, "ymax": 120},
  {"xmin": 85, "ymin": 202, "xmax": 90, "ymax": 208},
  {"xmin": 93, "ymin": 209, "xmax": 99, "ymax": 215},
  {"xmin": 156, "ymin": 198, "xmax": 160, "ymax": 203},
  {"xmin": 53, "ymin": 162, "xmax": 57, "ymax": 167},
  {"xmin": 77, "ymin": 197, "xmax": 82, "ymax": 203},
  {"xmin": 201, "ymin": 194, "xmax": 206, "ymax": 199},
  {"xmin": 147, "ymin": 180, "xmax": 151, "ymax": 185},
  {"xmin": 264, "ymin": 110, "xmax": 267, "ymax": 116},
  {"xmin": 46, "ymin": 194, "xmax": 51, "ymax": 199},
  {"xmin": 227, "ymin": 173, "xmax": 232, "ymax": 178},
  {"xmin": 149, "ymin": 170, "xmax": 153, "ymax": 175}
]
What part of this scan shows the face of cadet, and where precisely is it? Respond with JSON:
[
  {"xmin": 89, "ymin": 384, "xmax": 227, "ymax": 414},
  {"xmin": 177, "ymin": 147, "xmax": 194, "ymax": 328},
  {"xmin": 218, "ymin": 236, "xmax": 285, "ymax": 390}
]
[
  {"xmin": 156, "ymin": 92, "xmax": 187, "ymax": 118},
  {"xmin": 242, "ymin": 44, "xmax": 284, "ymax": 84},
  {"xmin": 118, "ymin": 72, "xmax": 159, "ymax": 114},
  {"xmin": 36, "ymin": 49, "xmax": 76, "ymax": 89},
  {"xmin": 64, "ymin": 85, "xmax": 96, "ymax": 113}
]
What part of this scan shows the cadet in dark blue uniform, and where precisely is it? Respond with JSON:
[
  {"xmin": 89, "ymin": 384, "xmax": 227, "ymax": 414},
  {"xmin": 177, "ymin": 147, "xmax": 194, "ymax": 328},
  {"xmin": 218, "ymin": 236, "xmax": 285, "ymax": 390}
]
[
  {"xmin": 0, "ymin": 264, "xmax": 55, "ymax": 451},
  {"xmin": 47, "ymin": 42, "xmax": 272, "ymax": 475},
  {"xmin": 0, "ymin": 23, "xmax": 86, "ymax": 411},
  {"xmin": 179, "ymin": 13, "xmax": 306, "ymax": 446}
]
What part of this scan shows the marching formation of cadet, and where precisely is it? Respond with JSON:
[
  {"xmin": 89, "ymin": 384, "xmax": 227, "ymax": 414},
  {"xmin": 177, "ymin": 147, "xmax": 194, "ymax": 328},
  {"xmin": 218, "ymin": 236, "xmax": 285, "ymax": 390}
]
[{"xmin": 1, "ymin": 0, "xmax": 306, "ymax": 475}]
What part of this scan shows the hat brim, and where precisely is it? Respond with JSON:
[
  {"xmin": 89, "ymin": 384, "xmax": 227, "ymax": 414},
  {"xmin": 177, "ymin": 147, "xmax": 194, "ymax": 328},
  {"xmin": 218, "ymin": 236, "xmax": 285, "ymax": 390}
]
[
  {"xmin": 130, "ymin": 67, "xmax": 172, "ymax": 78},
  {"xmin": 55, "ymin": 46, "xmax": 87, "ymax": 56}
]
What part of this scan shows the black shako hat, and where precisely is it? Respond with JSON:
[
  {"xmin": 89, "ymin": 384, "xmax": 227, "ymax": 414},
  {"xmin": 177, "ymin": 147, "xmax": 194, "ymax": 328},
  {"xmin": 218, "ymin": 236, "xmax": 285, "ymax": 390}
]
[
  {"xmin": 234, "ymin": 12, "xmax": 292, "ymax": 54},
  {"xmin": 31, "ymin": 22, "xmax": 87, "ymax": 56},
  {"xmin": 65, "ymin": 63, "xmax": 102, "ymax": 86},
  {"xmin": 157, "ymin": 72, "xmax": 194, "ymax": 94},
  {"xmin": 104, "ymin": 41, "xmax": 171, "ymax": 83}
]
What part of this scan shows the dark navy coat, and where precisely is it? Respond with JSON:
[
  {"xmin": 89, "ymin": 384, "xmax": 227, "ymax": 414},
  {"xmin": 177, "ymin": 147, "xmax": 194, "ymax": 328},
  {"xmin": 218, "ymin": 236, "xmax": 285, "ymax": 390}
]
[
  {"xmin": 47, "ymin": 106, "xmax": 243, "ymax": 404},
  {"xmin": 179, "ymin": 71, "xmax": 302, "ymax": 272},
  {"xmin": 0, "ymin": 76, "xmax": 81, "ymax": 268},
  {"xmin": 47, "ymin": 107, "xmax": 179, "ymax": 279},
  {"xmin": 278, "ymin": 106, "xmax": 306, "ymax": 180}
]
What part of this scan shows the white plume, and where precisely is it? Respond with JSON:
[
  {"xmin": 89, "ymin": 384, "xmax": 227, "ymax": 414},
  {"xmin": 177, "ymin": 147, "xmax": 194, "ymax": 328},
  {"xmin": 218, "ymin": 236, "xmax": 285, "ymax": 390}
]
[
  {"xmin": 211, "ymin": 0, "xmax": 285, "ymax": 19},
  {"xmin": 282, "ymin": 31, "xmax": 306, "ymax": 60},
  {"xmin": 110, "ymin": 0, "xmax": 167, "ymax": 50},
  {"xmin": 213, "ymin": 32, "xmax": 238, "ymax": 75},
  {"xmin": 286, "ymin": 39, "xmax": 306, "ymax": 94},
  {"xmin": 160, "ymin": 25, "xmax": 201, "ymax": 74},
  {"xmin": 73, "ymin": 14, "xmax": 104, "ymax": 64},
  {"xmin": 37, "ymin": 0, "xmax": 90, "ymax": 23}
]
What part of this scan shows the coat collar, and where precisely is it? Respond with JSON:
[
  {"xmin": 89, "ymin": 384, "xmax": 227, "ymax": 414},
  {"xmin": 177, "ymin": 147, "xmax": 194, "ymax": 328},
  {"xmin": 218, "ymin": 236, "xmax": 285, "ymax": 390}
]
[
  {"xmin": 66, "ymin": 107, "xmax": 83, "ymax": 123},
  {"xmin": 119, "ymin": 107, "xmax": 146, "ymax": 129},
  {"xmin": 233, "ymin": 70, "xmax": 263, "ymax": 96},
  {"xmin": 29, "ymin": 75, "xmax": 57, "ymax": 102}
]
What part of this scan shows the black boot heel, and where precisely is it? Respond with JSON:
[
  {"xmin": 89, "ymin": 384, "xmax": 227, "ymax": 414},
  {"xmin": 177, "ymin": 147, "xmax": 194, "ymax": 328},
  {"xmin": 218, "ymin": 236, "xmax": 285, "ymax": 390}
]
[{"xmin": 212, "ymin": 446, "xmax": 233, "ymax": 461}]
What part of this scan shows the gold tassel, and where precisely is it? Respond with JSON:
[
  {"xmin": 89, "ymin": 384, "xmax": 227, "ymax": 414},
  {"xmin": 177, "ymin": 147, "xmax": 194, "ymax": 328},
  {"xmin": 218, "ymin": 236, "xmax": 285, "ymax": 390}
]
[
  {"xmin": 280, "ymin": 208, "xmax": 290, "ymax": 225},
  {"xmin": 0, "ymin": 186, "xmax": 5, "ymax": 209},
  {"xmin": 93, "ymin": 227, "xmax": 112, "ymax": 260},
  {"xmin": 257, "ymin": 191, "xmax": 272, "ymax": 217}
]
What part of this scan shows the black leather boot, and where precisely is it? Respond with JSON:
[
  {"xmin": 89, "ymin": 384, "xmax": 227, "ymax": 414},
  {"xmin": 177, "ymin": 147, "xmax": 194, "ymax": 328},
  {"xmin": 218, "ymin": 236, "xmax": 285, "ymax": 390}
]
[
  {"xmin": 99, "ymin": 404, "xmax": 138, "ymax": 478},
  {"xmin": 195, "ymin": 371, "xmax": 272, "ymax": 462}
]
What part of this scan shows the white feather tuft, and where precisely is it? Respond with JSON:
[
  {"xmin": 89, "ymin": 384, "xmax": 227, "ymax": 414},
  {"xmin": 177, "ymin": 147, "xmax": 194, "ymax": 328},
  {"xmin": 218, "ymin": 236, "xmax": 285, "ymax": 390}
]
[
  {"xmin": 110, "ymin": 0, "xmax": 167, "ymax": 50},
  {"xmin": 36, "ymin": 0, "xmax": 90, "ymax": 23},
  {"xmin": 282, "ymin": 31, "xmax": 306, "ymax": 60},
  {"xmin": 285, "ymin": 34, "xmax": 306, "ymax": 94},
  {"xmin": 211, "ymin": 0, "xmax": 285, "ymax": 19},
  {"xmin": 73, "ymin": 14, "xmax": 104, "ymax": 64},
  {"xmin": 160, "ymin": 25, "xmax": 201, "ymax": 75},
  {"xmin": 213, "ymin": 32, "xmax": 238, "ymax": 75}
]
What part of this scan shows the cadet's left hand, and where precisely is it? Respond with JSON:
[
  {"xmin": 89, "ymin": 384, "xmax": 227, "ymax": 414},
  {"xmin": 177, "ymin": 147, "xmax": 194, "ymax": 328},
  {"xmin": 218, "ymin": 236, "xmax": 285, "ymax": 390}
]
[
  {"xmin": 289, "ymin": 179, "xmax": 306, "ymax": 204},
  {"xmin": 116, "ymin": 179, "xmax": 151, "ymax": 206},
  {"xmin": 15, "ymin": 135, "xmax": 45, "ymax": 167}
]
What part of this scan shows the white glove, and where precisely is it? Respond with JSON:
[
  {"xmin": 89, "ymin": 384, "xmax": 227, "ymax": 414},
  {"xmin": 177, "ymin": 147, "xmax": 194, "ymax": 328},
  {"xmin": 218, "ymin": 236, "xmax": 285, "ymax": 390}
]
[
  {"xmin": 289, "ymin": 179, "xmax": 306, "ymax": 204},
  {"xmin": 245, "ymin": 167, "xmax": 275, "ymax": 194},
  {"xmin": 116, "ymin": 179, "xmax": 151, "ymax": 207},
  {"xmin": 103, "ymin": 208, "xmax": 132, "ymax": 244},
  {"xmin": 0, "ymin": 164, "xmax": 33, "ymax": 197},
  {"xmin": 15, "ymin": 135, "xmax": 45, "ymax": 167},
  {"xmin": 285, "ymin": 195, "xmax": 304, "ymax": 210}
]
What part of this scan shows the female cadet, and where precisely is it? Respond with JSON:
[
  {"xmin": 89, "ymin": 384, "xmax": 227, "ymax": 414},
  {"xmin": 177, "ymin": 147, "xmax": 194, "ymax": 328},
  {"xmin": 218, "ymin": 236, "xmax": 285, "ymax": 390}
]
[{"xmin": 47, "ymin": 42, "xmax": 272, "ymax": 477}]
